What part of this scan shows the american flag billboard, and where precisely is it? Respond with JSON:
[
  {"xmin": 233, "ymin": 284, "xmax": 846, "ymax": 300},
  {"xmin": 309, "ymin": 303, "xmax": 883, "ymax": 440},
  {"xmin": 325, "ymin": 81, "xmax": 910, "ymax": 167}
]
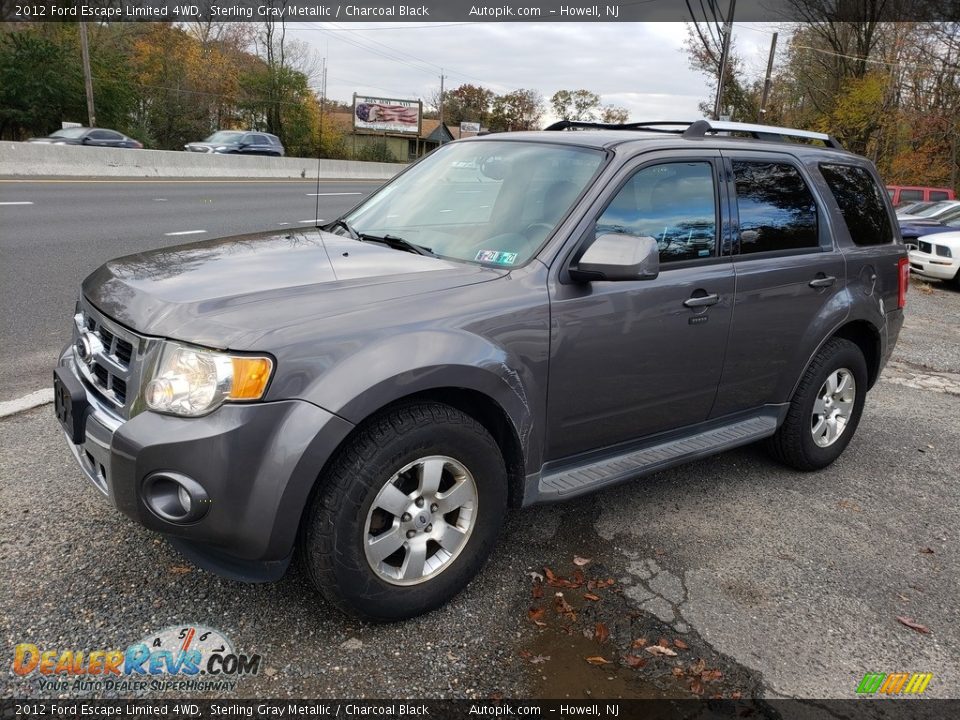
[{"xmin": 353, "ymin": 95, "xmax": 422, "ymax": 136}]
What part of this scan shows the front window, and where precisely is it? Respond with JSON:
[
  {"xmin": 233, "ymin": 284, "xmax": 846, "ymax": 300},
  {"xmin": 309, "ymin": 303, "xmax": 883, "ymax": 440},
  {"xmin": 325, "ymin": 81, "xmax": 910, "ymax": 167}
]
[
  {"xmin": 340, "ymin": 141, "xmax": 605, "ymax": 266},
  {"xmin": 204, "ymin": 131, "xmax": 243, "ymax": 143},
  {"xmin": 50, "ymin": 128, "xmax": 87, "ymax": 138}
]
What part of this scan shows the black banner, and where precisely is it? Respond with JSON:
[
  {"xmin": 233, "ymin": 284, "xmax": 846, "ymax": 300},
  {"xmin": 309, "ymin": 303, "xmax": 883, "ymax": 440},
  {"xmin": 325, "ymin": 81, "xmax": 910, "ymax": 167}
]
[
  {"xmin": 2, "ymin": 0, "xmax": 960, "ymax": 23},
  {"xmin": 3, "ymin": 699, "xmax": 960, "ymax": 720}
]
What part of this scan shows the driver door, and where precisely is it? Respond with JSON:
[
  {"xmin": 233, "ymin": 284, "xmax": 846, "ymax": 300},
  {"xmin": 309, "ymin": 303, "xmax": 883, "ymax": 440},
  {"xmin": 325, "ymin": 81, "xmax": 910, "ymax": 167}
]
[{"xmin": 545, "ymin": 152, "xmax": 735, "ymax": 460}]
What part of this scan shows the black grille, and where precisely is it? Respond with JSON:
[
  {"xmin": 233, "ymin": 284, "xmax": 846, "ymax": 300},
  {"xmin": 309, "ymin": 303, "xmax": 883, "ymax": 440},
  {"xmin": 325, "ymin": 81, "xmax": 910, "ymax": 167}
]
[
  {"xmin": 112, "ymin": 377, "xmax": 127, "ymax": 404},
  {"xmin": 93, "ymin": 363, "xmax": 109, "ymax": 386},
  {"xmin": 115, "ymin": 339, "xmax": 133, "ymax": 365},
  {"xmin": 919, "ymin": 240, "xmax": 933, "ymax": 254}
]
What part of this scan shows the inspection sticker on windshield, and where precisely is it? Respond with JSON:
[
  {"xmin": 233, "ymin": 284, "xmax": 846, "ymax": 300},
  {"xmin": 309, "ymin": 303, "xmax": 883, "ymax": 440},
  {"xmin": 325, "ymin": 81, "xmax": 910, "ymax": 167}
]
[{"xmin": 476, "ymin": 250, "xmax": 518, "ymax": 265}]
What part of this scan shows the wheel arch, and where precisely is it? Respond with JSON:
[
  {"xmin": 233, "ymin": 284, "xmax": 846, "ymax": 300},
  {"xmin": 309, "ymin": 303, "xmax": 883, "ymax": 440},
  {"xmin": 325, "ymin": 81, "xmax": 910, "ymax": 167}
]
[{"xmin": 830, "ymin": 319, "xmax": 882, "ymax": 390}]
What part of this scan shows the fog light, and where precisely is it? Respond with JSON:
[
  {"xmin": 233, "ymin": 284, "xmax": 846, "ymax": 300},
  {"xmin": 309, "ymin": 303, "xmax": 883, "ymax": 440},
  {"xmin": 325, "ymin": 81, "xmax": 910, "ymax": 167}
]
[{"xmin": 143, "ymin": 472, "xmax": 209, "ymax": 524}]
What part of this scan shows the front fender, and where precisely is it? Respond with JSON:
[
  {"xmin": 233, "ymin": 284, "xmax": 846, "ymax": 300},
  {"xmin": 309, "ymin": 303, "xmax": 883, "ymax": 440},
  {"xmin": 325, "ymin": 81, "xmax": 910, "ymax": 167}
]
[{"xmin": 296, "ymin": 329, "xmax": 544, "ymax": 468}]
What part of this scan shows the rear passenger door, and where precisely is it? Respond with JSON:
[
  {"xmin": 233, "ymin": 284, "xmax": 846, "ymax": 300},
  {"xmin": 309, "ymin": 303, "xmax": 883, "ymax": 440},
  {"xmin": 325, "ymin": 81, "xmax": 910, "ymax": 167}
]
[{"xmin": 712, "ymin": 152, "xmax": 846, "ymax": 417}]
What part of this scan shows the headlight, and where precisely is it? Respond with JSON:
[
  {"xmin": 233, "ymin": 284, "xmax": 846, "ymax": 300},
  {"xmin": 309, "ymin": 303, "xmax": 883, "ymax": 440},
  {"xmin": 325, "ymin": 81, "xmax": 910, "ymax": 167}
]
[
  {"xmin": 143, "ymin": 342, "xmax": 273, "ymax": 417},
  {"xmin": 935, "ymin": 244, "xmax": 952, "ymax": 258}
]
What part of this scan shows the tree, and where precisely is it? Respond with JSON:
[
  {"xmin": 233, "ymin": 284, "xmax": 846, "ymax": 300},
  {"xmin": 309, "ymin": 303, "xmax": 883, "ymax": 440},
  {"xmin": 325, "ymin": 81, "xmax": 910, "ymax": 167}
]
[
  {"xmin": 550, "ymin": 89, "xmax": 601, "ymax": 121},
  {"xmin": 600, "ymin": 105, "xmax": 630, "ymax": 124},
  {"xmin": 430, "ymin": 83, "xmax": 494, "ymax": 127},
  {"xmin": 488, "ymin": 89, "xmax": 544, "ymax": 132}
]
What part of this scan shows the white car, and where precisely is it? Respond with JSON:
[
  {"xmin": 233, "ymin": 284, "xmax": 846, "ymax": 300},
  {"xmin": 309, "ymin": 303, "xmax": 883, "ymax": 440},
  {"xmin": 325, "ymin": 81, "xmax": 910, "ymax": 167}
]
[
  {"xmin": 897, "ymin": 200, "xmax": 960, "ymax": 222},
  {"xmin": 908, "ymin": 231, "xmax": 960, "ymax": 284}
]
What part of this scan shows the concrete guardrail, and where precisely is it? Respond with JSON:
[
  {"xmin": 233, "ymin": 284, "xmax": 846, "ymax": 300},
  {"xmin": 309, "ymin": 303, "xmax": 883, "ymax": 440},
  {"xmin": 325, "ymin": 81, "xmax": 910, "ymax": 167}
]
[{"xmin": 0, "ymin": 141, "xmax": 405, "ymax": 180}]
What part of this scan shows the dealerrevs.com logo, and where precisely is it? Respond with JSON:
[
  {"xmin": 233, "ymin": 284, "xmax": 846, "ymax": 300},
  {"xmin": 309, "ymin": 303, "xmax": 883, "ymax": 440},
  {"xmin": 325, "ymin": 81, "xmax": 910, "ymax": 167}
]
[{"xmin": 12, "ymin": 625, "xmax": 261, "ymax": 693}]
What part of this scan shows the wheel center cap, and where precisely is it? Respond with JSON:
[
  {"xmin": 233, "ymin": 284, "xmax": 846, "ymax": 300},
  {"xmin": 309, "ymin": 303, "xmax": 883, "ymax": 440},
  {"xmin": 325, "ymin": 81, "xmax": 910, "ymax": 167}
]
[{"xmin": 413, "ymin": 512, "xmax": 430, "ymax": 529}]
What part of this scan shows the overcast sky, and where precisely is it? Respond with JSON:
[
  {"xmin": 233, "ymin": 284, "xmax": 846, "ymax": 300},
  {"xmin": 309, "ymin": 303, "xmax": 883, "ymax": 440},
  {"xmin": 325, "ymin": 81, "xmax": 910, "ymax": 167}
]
[{"xmin": 286, "ymin": 22, "xmax": 780, "ymax": 125}]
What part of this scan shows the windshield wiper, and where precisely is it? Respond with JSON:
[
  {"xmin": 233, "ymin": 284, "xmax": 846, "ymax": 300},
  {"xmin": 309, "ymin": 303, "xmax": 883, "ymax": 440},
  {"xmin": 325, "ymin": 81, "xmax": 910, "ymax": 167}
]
[
  {"xmin": 326, "ymin": 218, "xmax": 359, "ymax": 239},
  {"xmin": 357, "ymin": 232, "xmax": 437, "ymax": 257}
]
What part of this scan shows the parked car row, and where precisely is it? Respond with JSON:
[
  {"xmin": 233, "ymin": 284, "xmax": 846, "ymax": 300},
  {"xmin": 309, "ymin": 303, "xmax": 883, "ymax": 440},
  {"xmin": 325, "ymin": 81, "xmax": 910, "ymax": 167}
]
[
  {"xmin": 27, "ymin": 127, "xmax": 286, "ymax": 156},
  {"xmin": 891, "ymin": 198, "xmax": 960, "ymax": 287}
]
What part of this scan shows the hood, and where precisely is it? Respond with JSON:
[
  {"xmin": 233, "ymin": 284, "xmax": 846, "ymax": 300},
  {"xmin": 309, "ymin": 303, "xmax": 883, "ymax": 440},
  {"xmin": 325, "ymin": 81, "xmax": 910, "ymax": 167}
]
[
  {"xmin": 186, "ymin": 141, "xmax": 236, "ymax": 149},
  {"xmin": 83, "ymin": 229, "xmax": 504, "ymax": 349}
]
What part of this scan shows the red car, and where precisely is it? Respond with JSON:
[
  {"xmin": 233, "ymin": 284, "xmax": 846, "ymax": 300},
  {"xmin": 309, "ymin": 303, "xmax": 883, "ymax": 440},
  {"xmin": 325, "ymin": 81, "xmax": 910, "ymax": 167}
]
[{"xmin": 887, "ymin": 185, "xmax": 955, "ymax": 206}]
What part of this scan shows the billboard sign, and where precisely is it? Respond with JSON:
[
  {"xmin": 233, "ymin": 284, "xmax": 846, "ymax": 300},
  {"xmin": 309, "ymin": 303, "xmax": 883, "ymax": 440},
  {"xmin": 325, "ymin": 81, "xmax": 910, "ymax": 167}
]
[
  {"xmin": 460, "ymin": 122, "xmax": 481, "ymax": 134},
  {"xmin": 353, "ymin": 95, "xmax": 422, "ymax": 136}
]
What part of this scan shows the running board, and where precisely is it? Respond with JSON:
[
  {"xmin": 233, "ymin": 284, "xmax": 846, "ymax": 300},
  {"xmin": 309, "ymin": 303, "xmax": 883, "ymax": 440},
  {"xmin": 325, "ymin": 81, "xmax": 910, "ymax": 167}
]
[{"xmin": 532, "ymin": 412, "xmax": 780, "ymax": 502}]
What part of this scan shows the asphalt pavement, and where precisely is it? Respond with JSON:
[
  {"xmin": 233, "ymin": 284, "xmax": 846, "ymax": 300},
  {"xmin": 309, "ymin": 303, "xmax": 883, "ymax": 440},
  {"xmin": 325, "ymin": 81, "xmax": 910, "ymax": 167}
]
[
  {"xmin": 1, "ymin": 272, "xmax": 958, "ymax": 705},
  {"xmin": 0, "ymin": 178, "xmax": 381, "ymax": 401}
]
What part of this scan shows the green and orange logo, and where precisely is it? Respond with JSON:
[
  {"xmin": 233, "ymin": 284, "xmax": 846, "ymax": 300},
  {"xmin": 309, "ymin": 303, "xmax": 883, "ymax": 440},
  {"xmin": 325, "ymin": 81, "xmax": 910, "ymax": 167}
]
[{"xmin": 856, "ymin": 672, "xmax": 932, "ymax": 695}]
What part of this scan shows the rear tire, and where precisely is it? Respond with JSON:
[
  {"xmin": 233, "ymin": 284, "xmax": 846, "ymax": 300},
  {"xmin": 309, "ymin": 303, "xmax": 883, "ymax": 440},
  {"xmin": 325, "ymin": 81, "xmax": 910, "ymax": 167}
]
[
  {"xmin": 767, "ymin": 338, "xmax": 867, "ymax": 471},
  {"xmin": 302, "ymin": 402, "xmax": 507, "ymax": 621}
]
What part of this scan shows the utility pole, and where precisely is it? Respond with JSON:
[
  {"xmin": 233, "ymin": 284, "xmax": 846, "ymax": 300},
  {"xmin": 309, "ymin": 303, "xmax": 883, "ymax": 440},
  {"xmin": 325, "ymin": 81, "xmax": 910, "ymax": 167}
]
[
  {"xmin": 712, "ymin": 0, "xmax": 736, "ymax": 121},
  {"xmin": 438, "ymin": 69, "xmax": 446, "ymax": 145},
  {"xmin": 758, "ymin": 31, "xmax": 778, "ymax": 121},
  {"xmin": 318, "ymin": 56, "xmax": 327, "ymax": 150},
  {"xmin": 78, "ymin": 21, "xmax": 96, "ymax": 127}
]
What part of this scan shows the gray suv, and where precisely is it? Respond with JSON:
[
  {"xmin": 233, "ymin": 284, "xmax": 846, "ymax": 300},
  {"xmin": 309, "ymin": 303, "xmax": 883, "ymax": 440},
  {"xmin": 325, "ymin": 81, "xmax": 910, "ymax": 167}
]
[{"xmin": 54, "ymin": 120, "xmax": 907, "ymax": 620}]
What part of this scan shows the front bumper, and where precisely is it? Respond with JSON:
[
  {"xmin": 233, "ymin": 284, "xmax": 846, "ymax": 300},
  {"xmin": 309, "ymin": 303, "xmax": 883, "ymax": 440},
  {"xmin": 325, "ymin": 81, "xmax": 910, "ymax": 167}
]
[
  {"xmin": 56, "ymin": 347, "xmax": 354, "ymax": 577},
  {"xmin": 908, "ymin": 249, "xmax": 959, "ymax": 281}
]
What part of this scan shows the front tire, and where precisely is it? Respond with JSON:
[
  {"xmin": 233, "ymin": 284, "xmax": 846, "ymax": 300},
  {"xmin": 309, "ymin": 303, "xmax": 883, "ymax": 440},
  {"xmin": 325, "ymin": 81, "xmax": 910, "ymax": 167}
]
[
  {"xmin": 767, "ymin": 337, "xmax": 868, "ymax": 471},
  {"xmin": 302, "ymin": 402, "xmax": 507, "ymax": 620}
]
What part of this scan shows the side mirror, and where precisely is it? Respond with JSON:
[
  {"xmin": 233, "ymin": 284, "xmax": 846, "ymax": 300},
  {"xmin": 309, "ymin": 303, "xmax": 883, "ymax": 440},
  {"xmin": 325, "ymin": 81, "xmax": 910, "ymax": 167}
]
[
  {"xmin": 81, "ymin": 136, "xmax": 91, "ymax": 144},
  {"xmin": 570, "ymin": 233, "xmax": 660, "ymax": 282}
]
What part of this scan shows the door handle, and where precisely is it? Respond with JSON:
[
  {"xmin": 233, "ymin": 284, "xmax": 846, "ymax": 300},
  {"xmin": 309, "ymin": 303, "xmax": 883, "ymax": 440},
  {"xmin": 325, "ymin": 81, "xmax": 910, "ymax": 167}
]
[
  {"xmin": 683, "ymin": 293, "xmax": 720, "ymax": 308},
  {"xmin": 808, "ymin": 275, "xmax": 836, "ymax": 288}
]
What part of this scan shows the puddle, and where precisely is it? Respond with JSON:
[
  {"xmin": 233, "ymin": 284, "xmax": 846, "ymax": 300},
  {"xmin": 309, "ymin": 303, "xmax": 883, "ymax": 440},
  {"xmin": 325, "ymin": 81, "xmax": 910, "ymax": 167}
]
[{"xmin": 514, "ymin": 501, "xmax": 767, "ymax": 701}]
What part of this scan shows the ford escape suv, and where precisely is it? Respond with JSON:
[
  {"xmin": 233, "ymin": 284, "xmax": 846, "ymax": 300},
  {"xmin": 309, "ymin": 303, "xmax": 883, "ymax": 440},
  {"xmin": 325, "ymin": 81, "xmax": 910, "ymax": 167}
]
[{"xmin": 54, "ymin": 120, "xmax": 907, "ymax": 620}]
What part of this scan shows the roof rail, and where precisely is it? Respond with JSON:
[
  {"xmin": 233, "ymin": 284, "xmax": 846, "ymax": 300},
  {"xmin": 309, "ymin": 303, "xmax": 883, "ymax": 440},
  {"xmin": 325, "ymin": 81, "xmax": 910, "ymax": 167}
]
[
  {"xmin": 682, "ymin": 119, "xmax": 843, "ymax": 149},
  {"xmin": 544, "ymin": 118, "xmax": 843, "ymax": 149},
  {"xmin": 544, "ymin": 120, "xmax": 690, "ymax": 134}
]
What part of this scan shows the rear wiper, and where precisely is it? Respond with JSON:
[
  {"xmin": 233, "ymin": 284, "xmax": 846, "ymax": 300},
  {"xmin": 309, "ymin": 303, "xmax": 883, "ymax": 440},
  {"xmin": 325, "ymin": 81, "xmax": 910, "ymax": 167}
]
[{"xmin": 357, "ymin": 232, "xmax": 437, "ymax": 257}]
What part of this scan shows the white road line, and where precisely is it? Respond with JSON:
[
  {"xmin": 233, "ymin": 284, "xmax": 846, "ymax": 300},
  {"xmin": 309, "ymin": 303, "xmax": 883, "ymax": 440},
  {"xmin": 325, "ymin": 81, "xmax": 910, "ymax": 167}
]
[
  {"xmin": 298, "ymin": 219, "xmax": 325, "ymax": 223},
  {"xmin": 277, "ymin": 222, "xmax": 291, "ymax": 225},
  {"xmin": 154, "ymin": 198, "xmax": 168, "ymax": 202},
  {"xmin": 306, "ymin": 192, "xmax": 362, "ymax": 196},
  {"xmin": 0, "ymin": 388, "xmax": 54, "ymax": 418},
  {"xmin": 0, "ymin": 201, "xmax": 34, "ymax": 205},
  {"xmin": 164, "ymin": 230, "xmax": 207, "ymax": 236}
]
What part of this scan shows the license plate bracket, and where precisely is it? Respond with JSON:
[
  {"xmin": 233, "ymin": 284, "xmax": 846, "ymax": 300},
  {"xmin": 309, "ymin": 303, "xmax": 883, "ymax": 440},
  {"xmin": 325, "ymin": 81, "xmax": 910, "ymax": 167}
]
[{"xmin": 53, "ymin": 367, "xmax": 89, "ymax": 444}]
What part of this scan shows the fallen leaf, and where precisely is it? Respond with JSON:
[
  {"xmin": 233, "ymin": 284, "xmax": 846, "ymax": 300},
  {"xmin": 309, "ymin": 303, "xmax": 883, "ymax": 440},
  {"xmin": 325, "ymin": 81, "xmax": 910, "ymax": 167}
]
[
  {"xmin": 529, "ymin": 654, "xmax": 550, "ymax": 665},
  {"xmin": 587, "ymin": 578, "xmax": 615, "ymax": 591},
  {"xmin": 691, "ymin": 658, "xmax": 706, "ymax": 674},
  {"xmin": 919, "ymin": 547, "xmax": 935, "ymax": 554},
  {"xmin": 731, "ymin": 691, "xmax": 742, "ymax": 700},
  {"xmin": 545, "ymin": 567, "xmax": 579, "ymax": 589},
  {"xmin": 689, "ymin": 679, "xmax": 704, "ymax": 695},
  {"xmin": 169, "ymin": 566, "xmax": 192, "ymax": 574},
  {"xmin": 896, "ymin": 616, "xmax": 931, "ymax": 634},
  {"xmin": 672, "ymin": 667, "xmax": 685, "ymax": 678},
  {"xmin": 573, "ymin": 555, "xmax": 592, "ymax": 566},
  {"xmin": 532, "ymin": 582, "xmax": 544, "ymax": 600},
  {"xmin": 624, "ymin": 654, "xmax": 647, "ymax": 669},
  {"xmin": 573, "ymin": 568, "xmax": 586, "ymax": 587},
  {"xmin": 701, "ymin": 669, "xmax": 724, "ymax": 682},
  {"xmin": 631, "ymin": 638, "xmax": 648, "ymax": 649},
  {"xmin": 594, "ymin": 622, "xmax": 610, "ymax": 643},
  {"xmin": 657, "ymin": 637, "xmax": 670, "ymax": 648},
  {"xmin": 645, "ymin": 644, "xmax": 677, "ymax": 657},
  {"xmin": 584, "ymin": 592, "xmax": 601, "ymax": 602},
  {"xmin": 585, "ymin": 656, "xmax": 612, "ymax": 666},
  {"xmin": 518, "ymin": 650, "xmax": 533, "ymax": 659},
  {"xmin": 553, "ymin": 592, "xmax": 577, "ymax": 621},
  {"xmin": 673, "ymin": 638, "xmax": 689, "ymax": 650},
  {"xmin": 897, "ymin": 593, "xmax": 910, "ymax": 602},
  {"xmin": 527, "ymin": 607, "xmax": 546, "ymax": 627}
]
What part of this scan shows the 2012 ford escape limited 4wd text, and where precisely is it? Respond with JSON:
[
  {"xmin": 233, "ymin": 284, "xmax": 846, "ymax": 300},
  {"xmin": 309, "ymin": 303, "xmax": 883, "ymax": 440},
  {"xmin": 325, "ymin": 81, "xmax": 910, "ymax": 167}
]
[{"xmin": 55, "ymin": 120, "xmax": 907, "ymax": 620}]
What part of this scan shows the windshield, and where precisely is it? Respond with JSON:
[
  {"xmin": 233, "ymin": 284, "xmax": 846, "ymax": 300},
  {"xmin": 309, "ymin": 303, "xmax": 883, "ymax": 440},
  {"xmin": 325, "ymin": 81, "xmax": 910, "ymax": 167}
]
[
  {"xmin": 203, "ymin": 131, "xmax": 243, "ymax": 143},
  {"xmin": 341, "ymin": 140, "xmax": 605, "ymax": 266},
  {"xmin": 50, "ymin": 128, "xmax": 87, "ymax": 138},
  {"xmin": 913, "ymin": 201, "xmax": 954, "ymax": 217}
]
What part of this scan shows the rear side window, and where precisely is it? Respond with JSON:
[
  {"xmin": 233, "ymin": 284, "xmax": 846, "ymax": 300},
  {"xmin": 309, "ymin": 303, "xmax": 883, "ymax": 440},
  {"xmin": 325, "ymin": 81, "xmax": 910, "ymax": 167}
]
[
  {"xmin": 930, "ymin": 190, "xmax": 950, "ymax": 201},
  {"xmin": 899, "ymin": 188, "xmax": 923, "ymax": 203},
  {"xmin": 732, "ymin": 161, "xmax": 819, "ymax": 254},
  {"xmin": 819, "ymin": 164, "xmax": 894, "ymax": 246}
]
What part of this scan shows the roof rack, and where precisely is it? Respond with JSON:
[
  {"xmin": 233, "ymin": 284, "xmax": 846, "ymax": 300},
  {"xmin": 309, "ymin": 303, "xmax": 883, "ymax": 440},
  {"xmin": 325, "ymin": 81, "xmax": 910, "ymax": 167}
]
[
  {"xmin": 544, "ymin": 118, "xmax": 843, "ymax": 149},
  {"xmin": 682, "ymin": 119, "xmax": 843, "ymax": 149}
]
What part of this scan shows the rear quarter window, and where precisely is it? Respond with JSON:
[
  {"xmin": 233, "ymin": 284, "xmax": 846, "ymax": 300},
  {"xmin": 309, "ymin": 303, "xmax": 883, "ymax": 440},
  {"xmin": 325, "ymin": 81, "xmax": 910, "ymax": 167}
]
[
  {"xmin": 929, "ymin": 190, "xmax": 950, "ymax": 201},
  {"xmin": 819, "ymin": 163, "xmax": 894, "ymax": 246}
]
